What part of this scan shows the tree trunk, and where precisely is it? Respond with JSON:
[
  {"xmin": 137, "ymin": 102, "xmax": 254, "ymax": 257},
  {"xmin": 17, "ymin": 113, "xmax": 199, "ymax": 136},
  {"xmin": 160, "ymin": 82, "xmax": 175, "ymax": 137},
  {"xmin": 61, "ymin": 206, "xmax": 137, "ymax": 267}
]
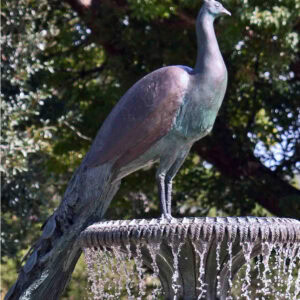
[{"xmin": 193, "ymin": 119, "xmax": 300, "ymax": 218}]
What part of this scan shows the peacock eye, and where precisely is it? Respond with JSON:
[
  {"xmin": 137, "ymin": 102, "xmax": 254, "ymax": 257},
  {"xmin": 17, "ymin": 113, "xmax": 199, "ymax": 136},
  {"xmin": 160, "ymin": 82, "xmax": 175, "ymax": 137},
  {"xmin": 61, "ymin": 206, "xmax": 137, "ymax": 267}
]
[{"xmin": 215, "ymin": 3, "xmax": 220, "ymax": 7}]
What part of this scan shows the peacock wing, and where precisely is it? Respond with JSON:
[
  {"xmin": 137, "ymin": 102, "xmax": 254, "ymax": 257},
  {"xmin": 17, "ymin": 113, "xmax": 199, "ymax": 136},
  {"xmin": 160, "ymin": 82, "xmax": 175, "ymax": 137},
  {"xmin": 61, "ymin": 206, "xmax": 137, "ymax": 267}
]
[{"xmin": 85, "ymin": 66, "xmax": 190, "ymax": 169}]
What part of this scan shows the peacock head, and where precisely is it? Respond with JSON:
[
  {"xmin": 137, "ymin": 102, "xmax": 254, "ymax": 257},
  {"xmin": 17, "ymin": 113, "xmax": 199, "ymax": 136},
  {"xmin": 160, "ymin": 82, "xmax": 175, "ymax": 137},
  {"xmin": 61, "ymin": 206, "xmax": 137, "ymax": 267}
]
[{"xmin": 203, "ymin": 0, "xmax": 231, "ymax": 17}]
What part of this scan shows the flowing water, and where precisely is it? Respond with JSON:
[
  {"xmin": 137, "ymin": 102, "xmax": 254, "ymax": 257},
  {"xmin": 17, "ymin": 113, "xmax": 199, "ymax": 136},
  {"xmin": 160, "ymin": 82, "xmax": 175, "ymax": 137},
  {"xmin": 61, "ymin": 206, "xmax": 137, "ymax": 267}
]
[
  {"xmin": 84, "ymin": 240, "xmax": 300, "ymax": 299},
  {"xmin": 80, "ymin": 217, "xmax": 300, "ymax": 299}
]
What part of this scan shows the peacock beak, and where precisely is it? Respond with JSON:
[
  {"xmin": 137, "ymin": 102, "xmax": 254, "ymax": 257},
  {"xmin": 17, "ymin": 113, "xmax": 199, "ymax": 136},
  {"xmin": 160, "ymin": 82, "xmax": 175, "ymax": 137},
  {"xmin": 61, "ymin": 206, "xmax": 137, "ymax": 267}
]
[{"xmin": 221, "ymin": 7, "xmax": 231, "ymax": 16}]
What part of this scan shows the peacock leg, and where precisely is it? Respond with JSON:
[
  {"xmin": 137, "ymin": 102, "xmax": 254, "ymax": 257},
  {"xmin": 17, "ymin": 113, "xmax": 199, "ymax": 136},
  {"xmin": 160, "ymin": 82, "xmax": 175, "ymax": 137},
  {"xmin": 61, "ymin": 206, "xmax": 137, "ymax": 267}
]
[
  {"xmin": 165, "ymin": 177, "xmax": 173, "ymax": 215},
  {"xmin": 165, "ymin": 147, "xmax": 191, "ymax": 216},
  {"xmin": 156, "ymin": 172, "xmax": 170, "ymax": 220}
]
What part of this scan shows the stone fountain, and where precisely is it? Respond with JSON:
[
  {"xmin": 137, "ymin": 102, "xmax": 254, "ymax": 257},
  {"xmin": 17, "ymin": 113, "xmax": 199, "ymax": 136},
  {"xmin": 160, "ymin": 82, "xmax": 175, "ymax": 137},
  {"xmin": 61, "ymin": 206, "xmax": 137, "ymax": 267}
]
[{"xmin": 79, "ymin": 217, "xmax": 300, "ymax": 299}]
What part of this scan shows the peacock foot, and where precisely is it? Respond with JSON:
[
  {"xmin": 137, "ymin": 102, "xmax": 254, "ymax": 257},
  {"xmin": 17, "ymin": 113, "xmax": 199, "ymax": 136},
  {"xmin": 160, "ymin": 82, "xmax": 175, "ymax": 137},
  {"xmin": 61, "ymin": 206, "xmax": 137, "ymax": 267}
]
[{"xmin": 160, "ymin": 213, "xmax": 174, "ymax": 223}]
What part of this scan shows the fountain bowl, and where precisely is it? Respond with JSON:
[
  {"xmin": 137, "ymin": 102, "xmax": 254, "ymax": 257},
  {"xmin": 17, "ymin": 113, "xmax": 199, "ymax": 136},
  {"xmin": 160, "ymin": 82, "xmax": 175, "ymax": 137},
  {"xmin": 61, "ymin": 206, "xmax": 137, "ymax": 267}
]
[{"xmin": 79, "ymin": 217, "xmax": 300, "ymax": 299}]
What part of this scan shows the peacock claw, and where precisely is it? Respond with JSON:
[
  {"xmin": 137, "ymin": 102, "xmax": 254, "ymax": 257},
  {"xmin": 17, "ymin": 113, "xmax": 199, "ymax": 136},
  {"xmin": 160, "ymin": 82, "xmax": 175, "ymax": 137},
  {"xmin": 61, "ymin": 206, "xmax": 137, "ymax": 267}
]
[{"xmin": 160, "ymin": 213, "xmax": 174, "ymax": 223}]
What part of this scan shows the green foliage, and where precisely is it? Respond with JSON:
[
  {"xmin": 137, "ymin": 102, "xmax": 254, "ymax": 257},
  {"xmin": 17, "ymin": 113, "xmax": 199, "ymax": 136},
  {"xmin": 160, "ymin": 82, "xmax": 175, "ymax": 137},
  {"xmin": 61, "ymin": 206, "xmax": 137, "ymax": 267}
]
[
  {"xmin": 128, "ymin": 0, "xmax": 176, "ymax": 20},
  {"xmin": 1, "ymin": 0, "xmax": 299, "ymax": 296},
  {"xmin": 1, "ymin": 249, "xmax": 28, "ymax": 297},
  {"xmin": 61, "ymin": 255, "xmax": 89, "ymax": 300}
]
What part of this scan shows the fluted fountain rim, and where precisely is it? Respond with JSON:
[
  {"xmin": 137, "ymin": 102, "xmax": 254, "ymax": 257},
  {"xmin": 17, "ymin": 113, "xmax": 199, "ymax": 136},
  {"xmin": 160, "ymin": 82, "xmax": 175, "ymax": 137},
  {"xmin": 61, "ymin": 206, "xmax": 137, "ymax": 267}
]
[{"xmin": 79, "ymin": 216, "xmax": 300, "ymax": 248}]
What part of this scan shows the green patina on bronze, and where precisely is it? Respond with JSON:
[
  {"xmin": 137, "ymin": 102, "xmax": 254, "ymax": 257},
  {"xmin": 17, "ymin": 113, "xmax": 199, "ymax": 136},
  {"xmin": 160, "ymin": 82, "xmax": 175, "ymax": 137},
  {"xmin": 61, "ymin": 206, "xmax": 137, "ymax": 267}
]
[{"xmin": 85, "ymin": 0, "xmax": 231, "ymax": 220}]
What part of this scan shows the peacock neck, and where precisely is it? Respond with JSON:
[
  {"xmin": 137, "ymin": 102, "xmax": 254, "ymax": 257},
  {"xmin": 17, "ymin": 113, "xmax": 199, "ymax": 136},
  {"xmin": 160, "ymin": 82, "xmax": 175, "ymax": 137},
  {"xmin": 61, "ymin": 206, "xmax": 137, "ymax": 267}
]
[{"xmin": 194, "ymin": 11, "xmax": 223, "ymax": 73}]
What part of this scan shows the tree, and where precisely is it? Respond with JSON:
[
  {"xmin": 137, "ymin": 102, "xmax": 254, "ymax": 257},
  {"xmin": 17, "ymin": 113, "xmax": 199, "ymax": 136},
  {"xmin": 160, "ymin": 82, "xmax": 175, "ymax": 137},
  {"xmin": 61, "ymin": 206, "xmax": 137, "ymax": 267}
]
[{"xmin": 2, "ymin": 0, "xmax": 299, "ymax": 299}]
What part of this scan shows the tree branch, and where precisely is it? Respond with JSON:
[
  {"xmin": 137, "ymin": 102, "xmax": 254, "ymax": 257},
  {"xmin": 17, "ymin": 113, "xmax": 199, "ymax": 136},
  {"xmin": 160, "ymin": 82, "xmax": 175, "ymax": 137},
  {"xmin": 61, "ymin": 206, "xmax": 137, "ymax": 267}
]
[
  {"xmin": 193, "ymin": 119, "xmax": 300, "ymax": 218},
  {"xmin": 62, "ymin": 120, "xmax": 92, "ymax": 141}
]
